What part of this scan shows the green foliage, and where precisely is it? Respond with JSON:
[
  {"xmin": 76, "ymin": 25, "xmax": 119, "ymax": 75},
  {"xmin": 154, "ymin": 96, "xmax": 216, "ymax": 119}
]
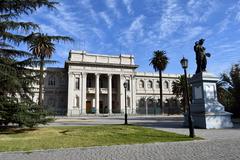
[
  {"xmin": 26, "ymin": 32, "xmax": 73, "ymax": 106},
  {"xmin": 149, "ymin": 50, "xmax": 169, "ymax": 114},
  {"xmin": 149, "ymin": 50, "xmax": 169, "ymax": 72},
  {"xmin": 0, "ymin": 0, "xmax": 58, "ymax": 128},
  {"xmin": 218, "ymin": 63, "xmax": 240, "ymax": 117},
  {"xmin": 172, "ymin": 75, "xmax": 192, "ymax": 113},
  {"xmin": 0, "ymin": 96, "xmax": 52, "ymax": 127}
]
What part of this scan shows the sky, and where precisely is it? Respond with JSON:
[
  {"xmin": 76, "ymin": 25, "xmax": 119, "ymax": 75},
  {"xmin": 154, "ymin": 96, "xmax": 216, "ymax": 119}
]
[{"xmin": 20, "ymin": 0, "xmax": 240, "ymax": 75}]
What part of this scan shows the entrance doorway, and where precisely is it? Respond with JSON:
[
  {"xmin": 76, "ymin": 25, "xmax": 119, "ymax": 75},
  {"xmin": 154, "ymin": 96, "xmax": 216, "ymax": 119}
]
[
  {"xmin": 86, "ymin": 101, "xmax": 92, "ymax": 113},
  {"xmin": 99, "ymin": 101, "xmax": 104, "ymax": 113}
]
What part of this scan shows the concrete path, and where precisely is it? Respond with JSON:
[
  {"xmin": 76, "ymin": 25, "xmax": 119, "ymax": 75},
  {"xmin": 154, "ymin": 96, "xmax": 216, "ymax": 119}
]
[{"xmin": 1, "ymin": 116, "xmax": 240, "ymax": 160}]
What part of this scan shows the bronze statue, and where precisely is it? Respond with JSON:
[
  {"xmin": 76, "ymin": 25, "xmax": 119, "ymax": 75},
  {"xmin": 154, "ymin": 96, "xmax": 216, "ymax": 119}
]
[{"xmin": 194, "ymin": 39, "xmax": 211, "ymax": 74}]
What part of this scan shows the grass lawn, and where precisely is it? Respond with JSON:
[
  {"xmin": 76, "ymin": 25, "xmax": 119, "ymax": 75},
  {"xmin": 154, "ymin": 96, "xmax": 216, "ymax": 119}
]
[{"xmin": 0, "ymin": 125, "xmax": 200, "ymax": 152}]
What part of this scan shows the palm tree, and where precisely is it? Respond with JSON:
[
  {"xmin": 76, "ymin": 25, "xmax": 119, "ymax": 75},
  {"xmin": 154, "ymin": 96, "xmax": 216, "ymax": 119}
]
[
  {"xmin": 27, "ymin": 33, "xmax": 73, "ymax": 106},
  {"xmin": 149, "ymin": 50, "xmax": 169, "ymax": 114},
  {"xmin": 217, "ymin": 64, "xmax": 240, "ymax": 117},
  {"xmin": 0, "ymin": 0, "xmax": 59, "ymax": 127},
  {"xmin": 172, "ymin": 75, "xmax": 192, "ymax": 113}
]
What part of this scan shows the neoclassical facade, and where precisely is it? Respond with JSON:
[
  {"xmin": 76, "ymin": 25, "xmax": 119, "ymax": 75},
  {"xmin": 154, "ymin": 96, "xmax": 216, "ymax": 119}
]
[{"xmin": 38, "ymin": 50, "xmax": 180, "ymax": 116}]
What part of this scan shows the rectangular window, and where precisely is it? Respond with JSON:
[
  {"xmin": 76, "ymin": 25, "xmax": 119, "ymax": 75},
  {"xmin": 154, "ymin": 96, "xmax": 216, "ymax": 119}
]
[
  {"xmin": 127, "ymin": 80, "xmax": 130, "ymax": 91},
  {"xmin": 75, "ymin": 77, "xmax": 80, "ymax": 90}
]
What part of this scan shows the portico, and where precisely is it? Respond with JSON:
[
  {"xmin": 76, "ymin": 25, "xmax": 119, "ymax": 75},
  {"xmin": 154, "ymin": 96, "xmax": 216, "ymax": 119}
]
[
  {"xmin": 66, "ymin": 50, "xmax": 137, "ymax": 116},
  {"xmin": 85, "ymin": 73, "xmax": 116, "ymax": 114},
  {"xmin": 42, "ymin": 50, "xmax": 179, "ymax": 116}
]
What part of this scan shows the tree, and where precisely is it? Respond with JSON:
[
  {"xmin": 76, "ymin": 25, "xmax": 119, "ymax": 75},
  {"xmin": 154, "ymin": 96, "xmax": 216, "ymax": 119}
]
[
  {"xmin": 26, "ymin": 33, "xmax": 73, "ymax": 106},
  {"xmin": 0, "ymin": 0, "xmax": 60, "ymax": 127},
  {"xmin": 172, "ymin": 75, "xmax": 191, "ymax": 113},
  {"xmin": 217, "ymin": 64, "xmax": 240, "ymax": 117},
  {"xmin": 149, "ymin": 50, "xmax": 169, "ymax": 114}
]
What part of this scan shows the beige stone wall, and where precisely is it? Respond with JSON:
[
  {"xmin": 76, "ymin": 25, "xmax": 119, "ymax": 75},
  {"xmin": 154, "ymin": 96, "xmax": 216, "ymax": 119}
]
[{"xmin": 35, "ymin": 51, "xmax": 181, "ymax": 116}]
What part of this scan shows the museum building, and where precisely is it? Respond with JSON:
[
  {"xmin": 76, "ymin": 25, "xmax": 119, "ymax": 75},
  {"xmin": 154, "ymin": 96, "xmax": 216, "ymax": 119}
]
[{"xmin": 36, "ymin": 50, "xmax": 180, "ymax": 116}]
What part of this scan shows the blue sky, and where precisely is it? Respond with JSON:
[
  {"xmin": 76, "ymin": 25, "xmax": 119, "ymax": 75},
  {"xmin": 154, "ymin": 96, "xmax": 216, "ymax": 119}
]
[{"xmin": 21, "ymin": 0, "xmax": 240, "ymax": 75}]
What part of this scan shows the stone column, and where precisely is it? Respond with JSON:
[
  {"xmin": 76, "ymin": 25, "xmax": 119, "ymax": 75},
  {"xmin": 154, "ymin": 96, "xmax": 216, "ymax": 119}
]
[
  {"xmin": 108, "ymin": 74, "xmax": 112, "ymax": 114},
  {"xmin": 78, "ymin": 74, "xmax": 82, "ymax": 114},
  {"xmin": 81, "ymin": 72, "xmax": 87, "ymax": 114},
  {"xmin": 67, "ymin": 72, "xmax": 74, "ymax": 116},
  {"xmin": 120, "ymin": 74, "xmax": 125, "ymax": 113},
  {"xmin": 131, "ymin": 75, "xmax": 136, "ymax": 114},
  {"xmin": 95, "ymin": 73, "xmax": 100, "ymax": 114},
  {"xmin": 145, "ymin": 98, "xmax": 148, "ymax": 115}
]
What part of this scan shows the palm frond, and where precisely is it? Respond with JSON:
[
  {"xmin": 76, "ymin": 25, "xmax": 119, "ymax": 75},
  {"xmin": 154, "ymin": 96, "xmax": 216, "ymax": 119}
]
[
  {"xmin": 0, "ymin": 48, "xmax": 32, "ymax": 57},
  {"xmin": 26, "ymin": 32, "xmax": 73, "ymax": 59},
  {"xmin": 0, "ymin": 31, "xmax": 25, "ymax": 44},
  {"xmin": 0, "ymin": 0, "xmax": 58, "ymax": 16},
  {"xmin": 0, "ymin": 13, "xmax": 18, "ymax": 20},
  {"xmin": 149, "ymin": 50, "xmax": 169, "ymax": 72},
  {"xmin": 0, "ymin": 42, "xmax": 13, "ymax": 48},
  {"xmin": 0, "ymin": 21, "xmax": 39, "ymax": 32}
]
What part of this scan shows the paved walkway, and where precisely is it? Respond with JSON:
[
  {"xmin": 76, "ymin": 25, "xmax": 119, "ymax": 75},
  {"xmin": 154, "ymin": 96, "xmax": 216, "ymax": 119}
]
[{"xmin": 1, "ymin": 116, "xmax": 240, "ymax": 160}]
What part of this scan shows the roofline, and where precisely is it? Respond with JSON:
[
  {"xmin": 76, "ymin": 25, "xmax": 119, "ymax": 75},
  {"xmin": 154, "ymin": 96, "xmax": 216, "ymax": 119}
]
[
  {"xmin": 65, "ymin": 61, "xmax": 139, "ymax": 69},
  {"xmin": 70, "ymin": 50, "xmax": 134, "ymax": 58}
]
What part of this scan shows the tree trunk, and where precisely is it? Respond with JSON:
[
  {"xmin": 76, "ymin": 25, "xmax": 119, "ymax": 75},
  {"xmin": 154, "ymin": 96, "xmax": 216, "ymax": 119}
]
[
  {"xmin": 38, "ymin": 57, "xmax": 44, "ymax": 107},
  {"xmin": 159, "ymin": 70, "xmax": 163, "ymax": 114}
]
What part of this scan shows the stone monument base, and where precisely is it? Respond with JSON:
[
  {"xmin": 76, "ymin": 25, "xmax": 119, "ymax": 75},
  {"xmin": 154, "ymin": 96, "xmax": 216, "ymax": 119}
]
[
  {"xmin": 185, "ymin": 72, "xmax": 233, "ymax": 129},
  {"xmin": 183, "ymin": 112, "xmax": 233, "ymax": 129}
]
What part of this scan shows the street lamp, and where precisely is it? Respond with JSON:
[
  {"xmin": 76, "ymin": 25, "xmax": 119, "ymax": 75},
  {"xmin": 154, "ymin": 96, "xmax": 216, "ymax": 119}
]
[
  {"xmin": 180, "ymin": 57, "xmax": 195, "ymax": 138},
  {"xmin": 123, "ymin": 81, "xmax": 128, "ymax": 125}
]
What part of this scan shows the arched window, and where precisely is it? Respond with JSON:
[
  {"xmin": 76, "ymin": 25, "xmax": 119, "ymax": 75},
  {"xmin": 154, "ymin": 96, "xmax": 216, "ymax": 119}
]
[
  {"xmin": 156, "ymin": 81, "xmax": 160, "ymax": 88},
  {"xmin": 147, "ymin": 80, "xmax": 153, "ymax": 88},
  {"xmin": 138, "ymin": 98, "xmax": 145, "ymax": 107},
  {"xmin": 164, "ymin": 81, "xmax": 169, "ymax": 89},
  {"xmin": 48, "ymin": 76, "xmax": 55, "ymax": 86},
  {"xmin": 139, "ymin": 80, "xmax": 144, "ymax": 88}
]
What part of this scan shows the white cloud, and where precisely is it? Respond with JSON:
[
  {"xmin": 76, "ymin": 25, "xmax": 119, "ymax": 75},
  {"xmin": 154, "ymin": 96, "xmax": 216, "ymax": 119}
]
[
  {"xmin": 229, "ymin": 0, "xmax": 240, "ymax": 22},
  {"xmin": 30, "ymin": 3, "xmax": 94, "ymax": 57},
  {"xmin": 105, "ymin": 0, "xmax": 121, "ymax": 18},
  {"xmin": 209, "ymin": 40, "xmax": 240, "ymax": 73},
  {"xmin": 187, "ymin": 0, "xmax": 217, "ymax": 22},
  {"xmin": 99, "ymin": 12, "xmax": 113, "ymax": 28},
  {"xmin": 39, "ymin": 24, "xmax": 58, "ymax": 35},
  {"xmin": 217, "ymin": 1, "xmax": 240, "ymax": 33},
  {"xmin": 123, "ymin": 0, "xmax": 133, "ymax": 14},
  {"xmin": 119, "ymin": 15, "xmax": 145, "ymax": 46},
  {"xmin": 179, "ymin": 26, "xmax": 204, "ymax": 42},
  {"xmin": 91, "ymin": 27, "xmax": 105, "ymax": 40},
  {"xmin": 79, "ymin": 0, "xmax": 98, "ymax": 22},
  {"xmin": 46, "ymin": 5, "xmax": 86, "ymax": 37},
  {"xmin": 157, "ymin": 0, "xmax": 190, "ymax": 39}
]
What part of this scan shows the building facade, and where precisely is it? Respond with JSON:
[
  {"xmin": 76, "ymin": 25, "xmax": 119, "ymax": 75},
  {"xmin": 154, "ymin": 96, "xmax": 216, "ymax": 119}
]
[{"xmin": 37, "ymin": 50, "xmax": 181, "ymax": 116}]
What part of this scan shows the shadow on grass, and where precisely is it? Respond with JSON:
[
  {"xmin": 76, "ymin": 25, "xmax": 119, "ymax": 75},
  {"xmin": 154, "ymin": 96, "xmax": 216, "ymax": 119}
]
[{"xmin": 0, "ymin": 126, "xmax": 37, "ymax": 134}]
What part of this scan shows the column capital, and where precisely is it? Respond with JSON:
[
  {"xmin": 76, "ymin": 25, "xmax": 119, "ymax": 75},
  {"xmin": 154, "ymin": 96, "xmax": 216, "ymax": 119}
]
[
  {"xmin": 95, "ymin": 73, "xmax": 100, "ymax": 77},
  {"xmin": 108, "ymin": 74, "xmax": 112, "ymax": 78},
  {"xmin": 82, "ymin": 72, "xmax": 87, "ymax": 77}
]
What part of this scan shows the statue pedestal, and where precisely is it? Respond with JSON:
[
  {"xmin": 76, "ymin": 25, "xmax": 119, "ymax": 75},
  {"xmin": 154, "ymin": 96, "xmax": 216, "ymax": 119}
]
[{"xmin": 186, "ymin": 72, "xmax": 233, "ymax": 129}]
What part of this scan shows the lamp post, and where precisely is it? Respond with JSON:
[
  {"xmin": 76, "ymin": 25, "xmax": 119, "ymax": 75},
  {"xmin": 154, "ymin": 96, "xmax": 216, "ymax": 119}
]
[
  {"xmin": 180, "ymin": 57, "xmax": 195, "ymax": 138},
  {"xmin": 123, "ymin": 82, "xmax": 128, "ymax": 125}
]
